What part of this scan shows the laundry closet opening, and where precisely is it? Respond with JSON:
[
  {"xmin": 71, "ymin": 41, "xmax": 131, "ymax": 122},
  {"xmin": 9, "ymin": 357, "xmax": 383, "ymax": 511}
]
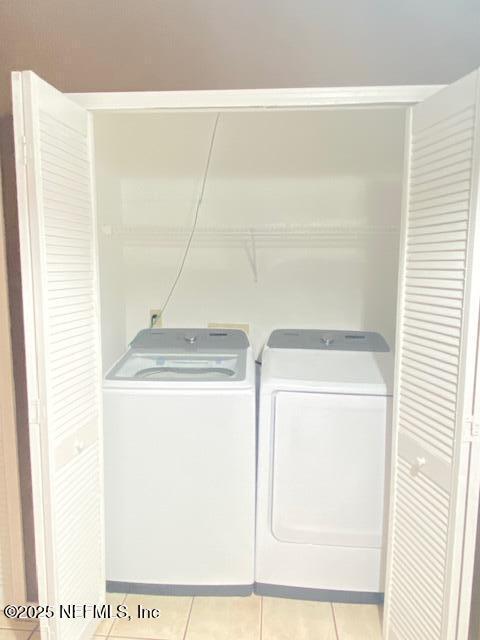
[
  {"xmin": 92, "ymin": 108, "xmax": 406, "ymax": 367},
  {"xmin": 89, "ymin": 105, "xmax": 407, "ymax": 600}
]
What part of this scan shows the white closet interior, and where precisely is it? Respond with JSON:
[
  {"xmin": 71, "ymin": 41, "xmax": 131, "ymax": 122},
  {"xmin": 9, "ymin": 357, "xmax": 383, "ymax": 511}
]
[{"xmin": 93, "ymin": 108, "xmax": 406, "ymax": 366}]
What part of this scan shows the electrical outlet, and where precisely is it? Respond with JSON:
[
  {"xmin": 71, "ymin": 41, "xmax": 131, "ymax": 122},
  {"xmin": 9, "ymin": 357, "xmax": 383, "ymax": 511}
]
[
  {"xmin": 150, "ymin": 309, "xmax": 163, "ymax": 328},
  {"xmin": 208, "ymin": 322, "xmax": 250, "ymax": 334}
]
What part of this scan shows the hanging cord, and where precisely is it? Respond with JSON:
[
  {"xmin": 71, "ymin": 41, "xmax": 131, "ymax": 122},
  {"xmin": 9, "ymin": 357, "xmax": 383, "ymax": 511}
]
[{"xmin": 158, "ymin": 113, "xmax": 220, "ymax": 319}]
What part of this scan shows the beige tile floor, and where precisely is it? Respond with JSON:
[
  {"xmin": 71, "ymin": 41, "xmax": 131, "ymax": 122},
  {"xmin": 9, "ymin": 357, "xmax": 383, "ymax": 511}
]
[{"xmin": 0, "ymin": 594, "xmax": 383, "ymax": 639}]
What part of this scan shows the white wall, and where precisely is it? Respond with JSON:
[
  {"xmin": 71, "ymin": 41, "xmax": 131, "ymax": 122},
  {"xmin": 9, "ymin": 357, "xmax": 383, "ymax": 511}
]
[
  {"xmin": 94, "ymin": 108, "xmax": 405, "ymax": 365},
  {"xmin": 2, "ymin": 0, "xmax": 480, "ymax": 119}
]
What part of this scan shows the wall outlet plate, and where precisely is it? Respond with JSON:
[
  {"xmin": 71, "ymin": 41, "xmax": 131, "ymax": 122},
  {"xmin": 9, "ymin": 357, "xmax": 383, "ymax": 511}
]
[
  {"xmin": 150, "ymin": 309, "xmax": 163, "ymax": 328},
  {"xmin": 208, "ymin": 322, "xmax": 250, "ymax": 334}
]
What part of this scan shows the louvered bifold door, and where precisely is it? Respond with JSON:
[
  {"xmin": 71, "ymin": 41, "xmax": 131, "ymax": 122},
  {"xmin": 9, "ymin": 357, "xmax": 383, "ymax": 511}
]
[
  {"xmin": 12, "ymin": 72, "xmax": 104, "ymax": 640},
  {"xmin": 384, "ymin": 70, "xmax": 480, "ymax": 639}
]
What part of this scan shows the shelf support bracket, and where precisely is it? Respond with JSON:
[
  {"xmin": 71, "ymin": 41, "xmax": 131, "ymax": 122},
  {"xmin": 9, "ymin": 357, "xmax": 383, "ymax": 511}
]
[{"xmin": 244, "ymin": 229, "xmax": 258, "ymax": 283}]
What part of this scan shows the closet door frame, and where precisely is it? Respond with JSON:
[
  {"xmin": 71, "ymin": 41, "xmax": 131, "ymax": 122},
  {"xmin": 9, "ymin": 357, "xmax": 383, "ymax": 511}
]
[
  {"xmin": 63, "ymin": 83, "xmax": 480, "ymax": 632},
  {"xmin": 71, "ymin": 81, "xmax": 478, "ymax": 636},
  {"xmin": 67, "ymin": 85, "xmax": 443, "ymax": 111}
]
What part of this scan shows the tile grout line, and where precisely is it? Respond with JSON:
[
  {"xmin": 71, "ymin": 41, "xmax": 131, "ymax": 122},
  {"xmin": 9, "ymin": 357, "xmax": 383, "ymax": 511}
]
[
  {"xmin": 181, "ymin": 596, "xmax": 195, "ymax": 640},
  {"xmin": 331, "ymin": 602, "xmax": 340, "ymax": 640},
  {"xmin": 106, "ymin": 637, "xmax": 171, "ymax": 640},
  {"xmin": 105, "ymin": 591, "xmax": 128, "ymax": 638},
  {"xmin": 259, "ymin": 595, "xmax": 263, "ymax": 640}
]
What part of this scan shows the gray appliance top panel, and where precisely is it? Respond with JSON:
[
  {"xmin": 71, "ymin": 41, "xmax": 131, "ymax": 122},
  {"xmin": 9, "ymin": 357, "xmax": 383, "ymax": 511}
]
[
  {"xmin": 130, "ymin": 328, "xmax": 250, "ymax": 351},
  {"xmin": 267, "ymin": 329, "xmax": 390, "ymax": 352}
]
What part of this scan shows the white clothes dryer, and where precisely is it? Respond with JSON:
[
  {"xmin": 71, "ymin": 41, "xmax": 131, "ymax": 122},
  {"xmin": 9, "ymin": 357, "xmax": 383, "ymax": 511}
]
[{"xmin": 255, "ymin": 329, "xmax": 393, "ymax": 603}]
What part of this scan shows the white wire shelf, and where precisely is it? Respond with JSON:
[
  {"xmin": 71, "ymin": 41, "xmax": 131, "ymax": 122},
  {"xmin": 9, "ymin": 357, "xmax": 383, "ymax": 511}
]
[
  {"xmin": 101, "ymin": 223, "xmax": 400, "ymax": 248},
  {"xmin": 101, "ymin": 223, "xmax": 399, "ymax": 282}
]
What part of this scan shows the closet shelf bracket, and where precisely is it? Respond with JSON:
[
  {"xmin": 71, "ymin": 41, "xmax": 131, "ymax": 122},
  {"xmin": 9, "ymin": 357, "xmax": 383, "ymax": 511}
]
[{"xmin": 244, "ymin": 230, "xmax": 258, "ymax": 283}]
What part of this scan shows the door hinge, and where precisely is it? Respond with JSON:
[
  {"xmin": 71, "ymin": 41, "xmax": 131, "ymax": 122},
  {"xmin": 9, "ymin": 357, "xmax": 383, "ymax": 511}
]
[
  {"xmin": 466, "ymin": 415, "xmax": 480, "ymax": 440},
  {"xmin": 29, "ymin": 399, "xmax": 42, "ymax": 425},
  {"xmin": 21, "ymin": 134, "xmax": 27, "ymax": 167}
]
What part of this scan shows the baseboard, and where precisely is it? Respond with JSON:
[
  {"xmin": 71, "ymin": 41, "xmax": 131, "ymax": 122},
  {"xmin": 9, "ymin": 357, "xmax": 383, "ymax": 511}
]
[
  {"xmin": 106, "ymin": 581, "xmax": 254, "ymax": 597},
  {"xmin": 107, "ymin": 579, "xmax": 383, "ymax": 604},
  {"xmin": 254, "ymin": 582, "xmax": 384, "ymax": 604}
]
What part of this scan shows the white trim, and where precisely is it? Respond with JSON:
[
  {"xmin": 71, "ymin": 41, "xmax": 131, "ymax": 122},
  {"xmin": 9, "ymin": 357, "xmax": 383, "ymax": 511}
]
[
  {"xmin": 66, "ymin": 85, "xmax": 445, "ymax": 112},
  {"xmin": 87, "ymin": 110, "xmax": 106, "ymax": 605},
  {"xmin": 383, "ymin": 106, "xmax": 413, "ymax": 640}
]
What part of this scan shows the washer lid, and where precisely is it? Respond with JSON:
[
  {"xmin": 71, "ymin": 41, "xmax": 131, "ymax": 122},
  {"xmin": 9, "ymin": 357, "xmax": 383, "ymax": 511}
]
[
  {"xmin": 130, "ymin": 328, "xmax": 249, "ymax": 351},
  {"xmin": 267, "ymin": 329, "xmax": 389, "ymax": 352},
  {"xmin": 106, "ymin": 351, "xmax": 246, "ymax": 382}
]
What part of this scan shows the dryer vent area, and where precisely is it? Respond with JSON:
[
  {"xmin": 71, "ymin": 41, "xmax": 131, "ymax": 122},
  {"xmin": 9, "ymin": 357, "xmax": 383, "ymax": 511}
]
[{"xmin": 93, "ymin": 108, "xmax": 406, "ymax": 368}]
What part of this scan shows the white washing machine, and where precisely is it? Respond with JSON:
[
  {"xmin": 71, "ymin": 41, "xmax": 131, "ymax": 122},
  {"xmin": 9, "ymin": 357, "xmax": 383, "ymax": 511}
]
[
  {"xmin": 255, "ymin": 329, "xmax": 393, "ymax": 603},
  {"xmin": 103, "ymin": 328, "xmax": 256, "ymax": 595}
]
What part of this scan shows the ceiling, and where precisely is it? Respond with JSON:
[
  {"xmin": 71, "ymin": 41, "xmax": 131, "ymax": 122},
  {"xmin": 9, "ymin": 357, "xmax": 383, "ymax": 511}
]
[{"xmin": 0, "ymin": 0, "xmax": 480, "ymax": 115}]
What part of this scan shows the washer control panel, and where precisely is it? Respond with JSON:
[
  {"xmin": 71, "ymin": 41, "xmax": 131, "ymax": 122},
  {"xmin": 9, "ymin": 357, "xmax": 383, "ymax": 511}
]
[{"xmin": 130, "ymin": 328, "xmax": 250, "ymax": 351}]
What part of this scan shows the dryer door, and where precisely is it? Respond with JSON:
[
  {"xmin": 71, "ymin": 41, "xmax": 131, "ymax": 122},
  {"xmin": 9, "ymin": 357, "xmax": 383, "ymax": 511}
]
[{"xmin": 272, "ymin": 391, "xmax": 391, "ymax": 548}]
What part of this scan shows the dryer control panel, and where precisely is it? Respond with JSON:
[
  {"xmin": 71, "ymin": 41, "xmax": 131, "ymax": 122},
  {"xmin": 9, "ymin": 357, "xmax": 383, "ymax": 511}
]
[{"xmin": 267, "ymin": 329, "xmax": 389, "ymax": 352}]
